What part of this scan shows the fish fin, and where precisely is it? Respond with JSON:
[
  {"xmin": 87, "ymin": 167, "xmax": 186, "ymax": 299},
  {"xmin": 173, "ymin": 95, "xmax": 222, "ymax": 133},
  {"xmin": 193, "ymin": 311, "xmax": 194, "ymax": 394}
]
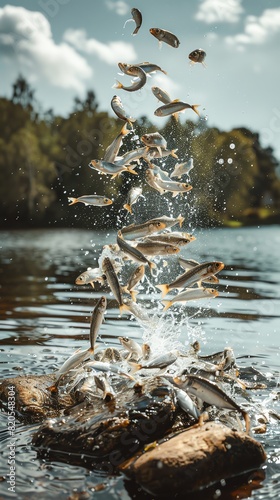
[
  {"xmin": 126, "ymin": 166, "xmax": 138, "ymax": 175},
  {"xmin": 171, "ymin": 98, "xmax": 181, "ymax": 103},
  {"xmin": 119, "ymin": 304, "xmax": 128, "ymax": 316},
  {"xmin": 156, "ymin": 146, "xmax": 162, "ymax": 157},
  {"xmin": 90, "ymin": 282, "xmax": 95, "ymax": 289},
  {"xmin": 172, "ymin": 112, "xmax": 179, "ymax": 122},
  {"xmin": 243, "ymin": 411, "xmax": 251, "ymax": 434},
  {"xmin": 128, "ymin": 361, "xmax": 142, "ymax": 374},
  {"xmin": 156, "ymin": 284, "xmax": 169, "ymax": 298},
  {"xmin": 148, "ymin": 260, "xmax": 157, "ymax": 271},
  {"xmin": 178, "ymin": 214, "xmax": 184, "ymax": 227},
  {"xmin": 121, "ymin": 285, "xmax": 128, "ymax": 294},
  {"xmin": 123, "ymin": 203, "xmax": 132, "ymax": 214},
  {"xmin": 121, "ymin": 123, "xmax": 130, "ymax": 136},
  {"xmin": 172, "ymin": 191, "xmax": 179, "ymax": 197},
  {"xmin": 191, "ymin": 104, "xmax": 200, "ymax": 117},
  {"xmin": 162, "ymin": 300, "xmax": 172, "ymax": 311},
  {"xmin": 161, "ymin": 69, "xmax": 167, "ymax": 75},
  {"xmin": 46, "ymin": 384, "xmax": 58, "ymax": 394},
  {"xmin": 111, "ymin": 173, "xmax": 119, "ymax": 179},
  {"xmin": 68, "ymin": 197, "xmax": 78, "ymax": 205},
  {"xmin": 130, "ymin": 290, "xmax": 139, "ymax": 302},
  {"xmin": 171, "ymin": 149, "xmax": 178, "ymax": 158},
  {"xmin": 113, "ymin": 80, "xmax": 123, "ymax": 89},
  {"xmin": 132, "ymin": 27, "xmax": 140, "ymax": 35}
]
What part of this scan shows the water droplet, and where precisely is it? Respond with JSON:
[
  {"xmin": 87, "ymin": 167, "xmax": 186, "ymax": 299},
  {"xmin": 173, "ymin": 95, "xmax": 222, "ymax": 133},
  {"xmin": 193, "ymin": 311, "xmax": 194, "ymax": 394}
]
[{"xmin": 230, "ymin": 143, "xmax": 235, "ymax": 149}]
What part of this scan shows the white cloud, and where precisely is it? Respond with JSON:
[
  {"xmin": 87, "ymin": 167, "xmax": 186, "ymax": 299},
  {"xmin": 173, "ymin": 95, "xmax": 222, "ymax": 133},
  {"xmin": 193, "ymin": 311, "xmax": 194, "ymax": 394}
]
[
  {"xmin": 195, "ymin": 0, "xmax": 243, "ymax": 24},
  {"xmin": 63, "ymin": 29, "xmax": 137, "ymax": 65},
  {"xmin": 226, "ymin": 8, "xmax": 280, "ymax": 48},
  {"xmin": 105, "ymin": 0, "xmax": 129, "ymax": 16},
  {"xmin": 0, "ymin": 5, "xmax": 92, "ymax": 92}
]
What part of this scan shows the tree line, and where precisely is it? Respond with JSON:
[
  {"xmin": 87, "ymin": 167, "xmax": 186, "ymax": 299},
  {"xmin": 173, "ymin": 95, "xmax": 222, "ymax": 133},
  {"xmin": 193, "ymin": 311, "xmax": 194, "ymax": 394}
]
[{"xmin": 1, "ymin": 76, "xmax": 280, "ymax": 229}]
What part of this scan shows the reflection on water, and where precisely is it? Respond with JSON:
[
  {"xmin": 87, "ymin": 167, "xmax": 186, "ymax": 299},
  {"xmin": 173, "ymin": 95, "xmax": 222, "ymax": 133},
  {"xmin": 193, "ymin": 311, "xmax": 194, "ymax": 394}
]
[{"xmin": 0, "ymin": 226, "xmax": 280, "ymax": 499}]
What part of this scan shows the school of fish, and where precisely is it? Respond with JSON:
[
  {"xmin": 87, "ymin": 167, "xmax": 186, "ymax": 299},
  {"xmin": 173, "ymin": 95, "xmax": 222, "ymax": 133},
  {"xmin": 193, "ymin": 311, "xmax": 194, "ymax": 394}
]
[{"xmin": 59, "ymin": 8, "xmax": 274, "ymax": 438}]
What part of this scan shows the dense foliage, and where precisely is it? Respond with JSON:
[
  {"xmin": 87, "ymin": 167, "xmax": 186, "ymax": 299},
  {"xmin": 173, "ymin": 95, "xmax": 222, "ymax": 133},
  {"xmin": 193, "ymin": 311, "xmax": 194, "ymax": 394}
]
[{"xmin": 1, "ymin": 77, "xmax": 280, "ymax": 229}]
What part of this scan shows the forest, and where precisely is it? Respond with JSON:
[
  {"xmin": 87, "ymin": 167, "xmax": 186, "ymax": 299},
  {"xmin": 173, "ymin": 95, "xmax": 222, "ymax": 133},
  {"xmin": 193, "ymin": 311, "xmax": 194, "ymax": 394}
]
[{"xmin": 1, "ymin": 75, "xmax": 280, "ymax": 229}]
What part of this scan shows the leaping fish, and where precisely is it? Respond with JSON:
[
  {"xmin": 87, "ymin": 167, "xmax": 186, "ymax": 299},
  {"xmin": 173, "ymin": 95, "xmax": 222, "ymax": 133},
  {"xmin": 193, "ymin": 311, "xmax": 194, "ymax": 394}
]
[
  {"xmin": 68, "ymin": 195, "xmax": 112, "ymax": 206},
  {"xmin": 123, "ymin": 186, "xmax": 143, "ymax": 214},
  {"xmin": 162, "ymin": 287, "xmax": 219, "ymax": 311},
  {"xmin": 111, "ymin": 95, "xmax": 136, "ymax": 126},
  {"xmin": 102, "ymin": 257, "xmax": 125, "ymax": 315},
  {"xmin": 170, "ymin": 158, "xmax": 194, "ymax": 179},
  {"xmin": 114, "ymin": 66, "xmax": 147, "ymax": 92},
  {"xmin": 123, "ymin": 8, "xmax": 142, "ymax": 35},
  {"xmin": 150, "ymin": 27, "xmax": 180, "ymax": 48},
  {"xmin": 89, "ymin": 159, "xmax": 137, "ymax": 178},
  {"xmin": 154, "ymin": 100, "xmax": 200, "ymax": 118},
  {"xmin": 89, "ymin": 296, "xmax": 107, "ymax": 352},
  {"xmin": 121, "ymin": 214, "xmax": 184, "ymax": 240},
  {"xmin": 189, "ymin": 48, "xmax": 207, "ymax": 67}
]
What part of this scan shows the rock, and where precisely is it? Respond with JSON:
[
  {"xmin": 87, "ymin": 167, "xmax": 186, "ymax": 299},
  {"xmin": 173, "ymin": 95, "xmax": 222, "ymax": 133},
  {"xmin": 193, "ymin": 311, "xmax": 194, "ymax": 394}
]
[
  {"xmin": 121, "ymin": 422, "xmax": 266, "ymax": 496},
  {"xmin": 0, "ymin": 374, "xmax": 75, "ymax": 422}
]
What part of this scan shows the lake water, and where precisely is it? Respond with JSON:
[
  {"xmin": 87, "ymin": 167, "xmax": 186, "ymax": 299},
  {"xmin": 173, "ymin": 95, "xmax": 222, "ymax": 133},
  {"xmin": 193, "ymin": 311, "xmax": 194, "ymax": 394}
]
[{"xmin": 0, "ymin": 226, "xmax": 279, "ymax": 499}]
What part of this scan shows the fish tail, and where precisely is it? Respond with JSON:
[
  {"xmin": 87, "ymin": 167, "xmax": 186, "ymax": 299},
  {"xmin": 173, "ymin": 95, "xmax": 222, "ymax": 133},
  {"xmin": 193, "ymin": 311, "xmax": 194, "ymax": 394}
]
[
  {"xmin": 130, "ymin": 290, "xmax": 139, "ymax": 302},
  {"xmin": 121, "ymin": 123, "xmax": 130, "ymax": 136},
  {"xmin": 192, "ymin": 104, "xmax": 200, "ymax": 117},
  {"xmin": 46, "ymin": 384, "xmax": 58, "ymax": 394},
  {"xmin": 172, "ymin": 112, "xmax": 179, "ymax": 122},
  {"xmin": 171, "ymin": 149, "xmax": 178, "ymax": 158},
  {"xmin": 113, "ymin": 80, "xmax": 123, "ymax": 89},
  {"xmin": 132, "ymin": 27, "xmax": 140, "ymax": 35},
  {"xmin": 178, "ymin": 214, "xmax": 185, "ymax": 227},
  {"xmin": 128, "ymin": 361, "xmax": 142, "ymax": 374},
  {"xmin": 68, "ymin": 197, "xmax": 78, "ymax": 205},
  {"xmin": 156, "ymin": 284, "xmax": 169, "ymax": 298},
  {"xmin": 148, "ymin": 260, "xmax": 157, "ymax": 271},
  {"xmin": 162, "ymin": 300, "xmax": 172, "ymax": 311},
  {"xmin": 119, "ymin": 303, "xmax": 129, "ymax": 316},
  {"xmin": 121, "ymin": 285, "xmax": 129, "ymax": 294},
  {"xmin": 161, "ymin": 69, "xmax": 167, "ymax": 75},
  {"xmin": 123, "ymin": 203, "xmax": 132, "ymax": 214},
  {"xmin": 126, "ymin": 166, "xmax": 138, "ymax": 175}
]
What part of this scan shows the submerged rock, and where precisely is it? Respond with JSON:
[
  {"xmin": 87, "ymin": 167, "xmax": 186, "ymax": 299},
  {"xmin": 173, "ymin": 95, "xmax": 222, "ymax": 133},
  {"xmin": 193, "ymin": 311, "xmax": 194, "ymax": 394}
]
[{"xmin": 121, "ymin": 422, "xmax": 266, "ymax": 496}]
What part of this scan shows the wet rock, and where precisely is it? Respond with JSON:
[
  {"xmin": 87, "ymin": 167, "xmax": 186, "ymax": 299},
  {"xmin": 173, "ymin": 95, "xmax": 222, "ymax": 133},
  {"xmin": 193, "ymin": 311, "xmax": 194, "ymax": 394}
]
[
  {"xmin": 121, "ymin": 422, "xmax": 266, "ymax": 496},
  {"xmin": 0, "ymin": 374, "xmax": 75, "ymax": 422}
]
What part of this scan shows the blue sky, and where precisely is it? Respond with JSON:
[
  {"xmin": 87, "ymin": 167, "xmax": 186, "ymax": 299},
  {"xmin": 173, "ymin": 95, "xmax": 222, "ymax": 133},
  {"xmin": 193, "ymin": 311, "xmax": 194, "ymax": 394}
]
[{"xmin": 0, "ymin": 0, "xmax": 280, "ymax": 160}]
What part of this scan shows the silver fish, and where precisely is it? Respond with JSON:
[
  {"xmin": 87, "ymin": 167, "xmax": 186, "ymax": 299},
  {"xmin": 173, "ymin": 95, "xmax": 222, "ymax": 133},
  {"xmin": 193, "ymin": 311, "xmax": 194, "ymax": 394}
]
[
  {"xmin": 119, "ymin": 61, "xmax": 167, "ymax": 76},
  {"xmin": 151, "ymin": 86, "xmax": 172, "ymax": 104},
  {"xmin": 154, "ymin": 100, "xmax": 200, "ymax": 118},
  {"xmin": 68, "ymin": 195, "xmax": 112, "ymax": 206},
  {"xmin": 178, "ymin": 257, "xmax": 220, "ymax": 285},
  {"xmin": 94, "ymin": 374, "xmax": 115, "ymax": 401},
  {"xmin": 131, "ymin": 8, "xmax": 142, "ymax": 35},
  {"xmin": 121, "ymin": 214, "xmax": 184, "ymax": 240},
  {"xmin": 104, "ymin": 123, "xmax": 130, "ymax": 163},
  {"xmin": 117, "ymin": 230, "xmax": 156, "ymax": 271},
  {"xmin": 114, "ymin": 65, "xmax": 147, "ymax": 92},
  {"xmin": 162, "ymin": 287, "xmax": 219, "ymax": 311},
  {"xmin": 170, "ymin": 158, "xmax": 194, "ymax": 179},
  {"xmin": 174, "ymin": 374, "xmax": 250, "ymax": 433},
  {"xmin": 75, "ymin": 267, "xmax": 105, "ymax": 288},
  {"xmin": 175, "ymin": 387, "xmax": 200, "ymax": 419},
  {"xmin": 147, "ymin": 161, "xmax": 172, "ymax": 182},
  {"xmin": 111, "ymin": 95, "xmax": 136, "ymax": 125},
  {"xmin": 124, "ymin": 264, "xmax": 145, "ymax": 301},
  {"xmin": 118, "ymin": 336, "xmax": 143, "ymax": 359},
  {"xmin": 143, "ymin": 232, "xmax": 196, "ymax": 247},
  {"xmin": 84, "ymin": 360, "xmax": 135, "ymax": 380},
  {"xmin": 146, "ymin": 168, "xmax": 165, "ymax": 195},
  {"xmin": 135, "ymin": 240, "xmax": 180, "ymax": 256},
  {"xmin": 89, "ymin": 296, "xmax": 107, "ymax": 352},
  {"xmin": 89, "ymin": 159, "xmax": 137, "ymax": 178},
  {"xmin": 189, "ymin": 48, "xmax": 206, "ymax": 66},
  {"xmin": 141, "ymin": 132, "xmax": 167, "ymax": 155},
  {"xmin": 130, "ymin": 350, "xmax": 178, "ymax": 373},
  {"xmin": 150, "ymin": 27, "xmax": 180, "ymax": 48},
  {"xmin": 154, "ymin": 175, "xmax": 193, "ymax": 197},
  {"xmin": 102, "ymin": 257, "xmax": 125, "ymax": 315},
  {"xmin": 115, "ymin": 146, "xmax": 151, "ymax": 166},
  {"xmin": 157, "ymin": 261, "xmax": 224, "ymax": 297},
  {"xmin": 123, "ymin": 186, "xmax": 143, "ymax": 214}
]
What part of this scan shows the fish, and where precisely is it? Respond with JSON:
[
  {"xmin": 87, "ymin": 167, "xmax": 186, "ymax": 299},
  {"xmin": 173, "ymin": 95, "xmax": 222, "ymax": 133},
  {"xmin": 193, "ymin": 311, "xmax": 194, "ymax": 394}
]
[
  {"xmin": 123, "ymin": 186, "xmax": 143, "ymax": 214},
  {"xmin": 75, "ymin": 268, "xmax": 106, "ymax": 288},
  {"xmin": 174, "ymin": 387, "xmax": 200, "ymax": 419},
  {"xmin": 89, "ymin": 296, "xmax": 107, "ymax": 352},
  {"xmin": 104, "ymin": 123, "xmax": 130, "ymax": 163},
  {"xmin": 47, "ymin": 347, "xmax": 93, "ymax": 393},
  {"xmin": 94, "ymin": 374, "xmax": 115, "ymax": 401},
  {"xmin": 146, "ymin": 168, "xmax": 165, "ymax": 195},
  {"xmin": 123, "ymin": 264, "xmax": 145, "ymax": 302},
  {"xmin": 135, "ymin": 240, "xmax": 180, "ymax": 256},
  {"xmin": 111, "ymin": 95, "xmax": 136, "ymax": 126},
  {"xmin": 121, "ymin": 214, "xmax": 184, "ymax": 240},
  {"xmin": 141, "ymin": 132, "xmax": 167, "ymax": 156},
  {"xmin": 68, "ymin": 195, "xmax": 112, "ymax": 206},
  {"xmin": 157, "ymin": 261, "xmax": 224, "ymax": 298},
  {"xmin": 142, "ymin": 232, "xmax": 196, "ymax": 247},
  {"xmin": 117, "ymin": 230, "xmax": 156, "ymax": 271},
  {"xmin": 162, "ymin": 287, "xmax": 219, "ymax": 311},
  {"xmin": 115, "ymin": 146, "xmax": 151, "ymax": 166},
  {"xmin": 84, "ymin": 360, "xmax": 135, "ymax": 381},
  {"xmin": 147, "ymin": 161, "xmax": 172, "ymax": 182},
  {"xmin": 170, "ymin": 158, "xmax": 194, "ymax": 179},
  {"xmin": 118, "ymin": 336, "xmax": 143, "ymax": 360},
  {"xmin": 99, "ymin": 347, "xmax": 122, "ymax": 363},
  {"xmin": 89, "ymin": 159, "xmax": 137, "ymax": 178},
  {"xmin": 147, "ymin": 147, "xmax": 178, "ymax": 159},
  {"xmin": 189, "ymin": 48, "xmax": 206, "ymax": 67},
  {"xmin": 151, "ymin": 86, "xmax": 172, "ymax": 104},
  {"xmin": 154, "ymin": 100, "xmax": 200, "ymax": 118},
  {"xmin": 130, "ymin": 350, "xmax": 178, "ymax": 373},
  {"xmin": 114, "ymin": 65, "xmax": 147, "ymax": 92},
  {"xmin": 150, "ymin": 27, "xmax": 180, "ymax": 48},
  {"xmin": 131, "ymin": 8, "xmax": 142, "ymax": 35},
  {"xmin": 178, "ymin": 257, "xmax": 220, "ymax": 285},
  {"xmin": 119, "ymin": 62, "xmax": 167, "ymax": 76},
  {"xmin": 174, "ymin": 374, "xmax": 250, "ymax": 433},
  {"xmin": 153, "ymin": 175, "xmax": 193, "ymax": 197},
  {"xmin": 101, "ymin": 257, "xmax": 125, "ymax": 315}
]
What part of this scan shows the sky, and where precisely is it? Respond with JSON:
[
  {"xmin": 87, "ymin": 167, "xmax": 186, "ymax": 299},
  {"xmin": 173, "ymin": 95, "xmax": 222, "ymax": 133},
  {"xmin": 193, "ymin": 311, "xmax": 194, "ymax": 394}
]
[{"xmin": 0, "ymin": 0, "xmax": 280, "ymax": 160}]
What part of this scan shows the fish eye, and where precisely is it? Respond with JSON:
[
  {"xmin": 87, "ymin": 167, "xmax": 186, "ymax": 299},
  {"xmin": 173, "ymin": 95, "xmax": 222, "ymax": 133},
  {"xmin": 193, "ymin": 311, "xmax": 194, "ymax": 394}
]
[{"xmin": 123, "ymin": 337, "xmax": 129, "ymax": 343}]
